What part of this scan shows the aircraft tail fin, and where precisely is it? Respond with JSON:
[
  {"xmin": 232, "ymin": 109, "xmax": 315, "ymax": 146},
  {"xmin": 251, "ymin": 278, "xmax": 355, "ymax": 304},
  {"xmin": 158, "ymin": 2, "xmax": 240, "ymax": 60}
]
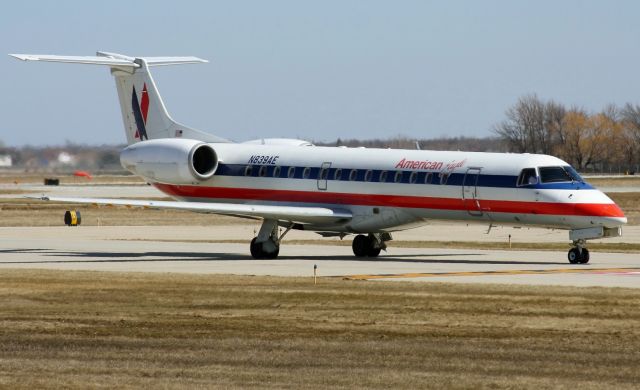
[{"xmin": 9, "ymin": 52, "xmax": 230, "ymax": 145}]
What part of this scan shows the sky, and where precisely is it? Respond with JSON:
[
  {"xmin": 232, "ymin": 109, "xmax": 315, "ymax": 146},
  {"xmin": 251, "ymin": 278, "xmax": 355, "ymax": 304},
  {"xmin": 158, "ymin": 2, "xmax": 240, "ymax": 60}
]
[{"xmin": 2, "ymin": 0, "xmax": 640, "ymax": 146}]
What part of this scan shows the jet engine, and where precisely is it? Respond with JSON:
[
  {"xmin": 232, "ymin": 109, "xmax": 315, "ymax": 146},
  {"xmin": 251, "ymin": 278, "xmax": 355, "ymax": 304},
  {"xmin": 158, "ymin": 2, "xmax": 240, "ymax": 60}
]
[{"xmin": 120, "ymin": 139, "xmax": 218, "ymax": 184}]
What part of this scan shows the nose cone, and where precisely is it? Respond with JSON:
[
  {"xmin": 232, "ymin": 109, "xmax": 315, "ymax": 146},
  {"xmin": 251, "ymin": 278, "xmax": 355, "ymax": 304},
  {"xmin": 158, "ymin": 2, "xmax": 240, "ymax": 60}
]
[
  {"xmin": 574, "ymin": 192, "xmax": 627, "ymax": 227},
  {"xmin": 606, "ymin": 202, "xmax": 627, "ymax": 226},
  {"xmin": 602, "ymin": 192, "xmax": 627, "ymax": 226},
  {"xmin": 601, "ymin": 207, "xmax": 627, "ymax": 227}
]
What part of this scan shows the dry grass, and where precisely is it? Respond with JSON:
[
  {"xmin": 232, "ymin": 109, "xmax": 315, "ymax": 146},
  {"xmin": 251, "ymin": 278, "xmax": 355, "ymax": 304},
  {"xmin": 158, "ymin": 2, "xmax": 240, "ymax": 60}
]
[
  {"xmin": 588, "ymin": 176, "xmax": 640, "ymax": 187},
  {"xmin": 0, "ymin": 269, "xmax": 638, "ymax": 389},
  {"xmin": 0, "ymin": 173, "xmax": 145, "ymax": 185}
]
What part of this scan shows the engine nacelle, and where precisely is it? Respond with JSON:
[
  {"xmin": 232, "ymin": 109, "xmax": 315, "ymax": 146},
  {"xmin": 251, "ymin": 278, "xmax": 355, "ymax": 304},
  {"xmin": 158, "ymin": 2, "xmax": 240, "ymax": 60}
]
[{"xmin": 120, "ymin": 138, "xmax": 218, "ymax": 184}]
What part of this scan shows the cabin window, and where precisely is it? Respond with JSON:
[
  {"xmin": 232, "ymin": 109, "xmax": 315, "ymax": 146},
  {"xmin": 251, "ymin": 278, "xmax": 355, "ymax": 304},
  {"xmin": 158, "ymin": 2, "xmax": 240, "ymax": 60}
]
[
  {"xmin": 303, "ymin": 167, "xmax": 311, "ymax": 179},
  {"xmin": 380, "ymin": 171, "xmax": 388, "ymax": 183},
  {"xmin": 394, "ymin": 171, "xmax": 403, "ymax": 183},
  {"xmin": 320, "ymin": 168, "xmax": 329, "ymax": 180},
  {"xmin": 273, "ymin": 166, "xmax": 281, "ymax": 177},
  {"xmin": 244, "ymin": 165, "xmax": 253, "ymax": 176},
  {"xmin": 440, "ymin": 173, "xmax": 449, "ymax": 185},
  {"xmin": 349, "ymin": 169, "xmax": 357, "ymax": 181},
  {"xmin": 364, "ymin": 170, "xmax": 373, "ymax": 182},
  {"xmin": 334, "ymin": 168, "xmax": 342, "ymax": 180},
  {"xmin": 288, "ymin": 166, "xmax": 296, "ymax": 178},
  {"xmin": 517, "ymin": 168, "xmax": 538, "ymax": 186},
  {"xmin": 425, "ymin": 172, "xmax": 433, "ymax": 184},
  {"xmin": 409, "ymin": 171, "xmax": 418, "ymax": 184},
  {"xmin": 539, "ymin": 166, "xmax": 575, "ymax": 183},
  {"xmin": 259, "ymin": 166, "xmax": 268, "ymax": 177}
]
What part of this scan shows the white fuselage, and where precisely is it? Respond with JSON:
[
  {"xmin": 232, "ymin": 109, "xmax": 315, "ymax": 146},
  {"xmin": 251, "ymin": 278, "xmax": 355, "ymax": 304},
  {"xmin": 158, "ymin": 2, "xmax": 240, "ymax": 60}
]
[{"xmin": 143, "ymin": 142, "xmax": 626, "ymax": 234}]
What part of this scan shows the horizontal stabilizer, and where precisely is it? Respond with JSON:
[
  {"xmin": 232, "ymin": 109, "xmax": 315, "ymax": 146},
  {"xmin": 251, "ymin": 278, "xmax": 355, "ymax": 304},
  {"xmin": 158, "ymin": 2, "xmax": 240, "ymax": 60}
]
[
  {"xmin": 28, "ymin": 196, "xmax": 352, "ymax": 224},
  {"xmin": 138, "ymin": 57, "xmax": 209, "ymax": 66},
  {"xmin": 9, "ymin": 54, "xmax": 139, "ymax": 67},
  {"xmin": 9, "ymin": 53, "xmax": 208, "ymax": 67}
]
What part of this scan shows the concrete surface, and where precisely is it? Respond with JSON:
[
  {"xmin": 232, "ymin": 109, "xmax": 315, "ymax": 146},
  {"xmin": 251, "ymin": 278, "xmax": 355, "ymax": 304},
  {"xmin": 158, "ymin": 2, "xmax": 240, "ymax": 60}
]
[{"xmin": 0, "ymin": 226, "xmax": 638, "ymax": 288}]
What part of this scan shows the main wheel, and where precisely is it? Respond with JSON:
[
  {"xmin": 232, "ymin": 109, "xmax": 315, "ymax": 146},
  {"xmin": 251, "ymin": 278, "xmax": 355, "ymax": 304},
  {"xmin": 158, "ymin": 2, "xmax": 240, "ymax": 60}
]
[
  {"xmin": 264, "ymin": 245, "xmax": 280, "ymax": 259},
  {"xmin": 579, "ymin": 248, "xmax": 590, "ymax": 264},
  {"xmin": 250, "ymin": 238, "xmax": 280, "ymax": 259},
  {"xmin": 250, "ymin": 237, "xmax": 264, "ymax": 259},
  {"xmin": 568, "ymin": 248, "xmax": 582, "ymax": 264},
  {"xmin": 366, "ymin": 236, "xmax": 381, "ymax": 257},
  {"xmin": 352, "ymin": 234, "xmax": 368, "ymax": 257},
  {"xmin": 367, "ymin": 247, "xmax": 381, "ymax": 257}
]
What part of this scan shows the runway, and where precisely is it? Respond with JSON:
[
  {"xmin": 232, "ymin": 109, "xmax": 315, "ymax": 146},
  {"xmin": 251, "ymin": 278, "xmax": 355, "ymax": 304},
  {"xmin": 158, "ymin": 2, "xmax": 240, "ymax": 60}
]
[{"xmin": 0, "ymin": 226, "xmax": 638, "ymax": 288}]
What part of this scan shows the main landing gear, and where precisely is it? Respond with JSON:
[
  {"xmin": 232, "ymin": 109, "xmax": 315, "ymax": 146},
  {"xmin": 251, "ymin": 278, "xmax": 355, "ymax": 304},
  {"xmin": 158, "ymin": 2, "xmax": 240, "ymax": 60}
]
[
  {"xmin": 568, "ymin": 239, "xmax": 590, "ymax": 264},
  {"xmin": 250, "ymin": 219, "xmax": 291, "ymax": 259},
  {"xmin": 352, "ymin": 233, "xmax": 390, "ymax": 258}
]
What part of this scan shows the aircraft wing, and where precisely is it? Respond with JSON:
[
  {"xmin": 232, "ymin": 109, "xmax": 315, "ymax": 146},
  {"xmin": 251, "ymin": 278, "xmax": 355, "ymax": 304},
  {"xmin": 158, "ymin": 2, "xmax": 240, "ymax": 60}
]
[{"xmin": 29, "ymin": 196, "xmax": 352, "ymax": 224}]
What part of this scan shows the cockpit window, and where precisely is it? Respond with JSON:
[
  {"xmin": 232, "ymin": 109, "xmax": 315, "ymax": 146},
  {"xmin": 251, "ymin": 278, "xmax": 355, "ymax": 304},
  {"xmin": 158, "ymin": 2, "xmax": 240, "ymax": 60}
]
[
  {"xmin": 563, "ymin": 166, "xmax": 584, "ymax": 182},
  {"xmin": 539, "ymin": 166, "xmax": 579, "ymax": 183},
  {"xmin": 517, "ymin": 168, "xmax": 538, "ymax": 186}
]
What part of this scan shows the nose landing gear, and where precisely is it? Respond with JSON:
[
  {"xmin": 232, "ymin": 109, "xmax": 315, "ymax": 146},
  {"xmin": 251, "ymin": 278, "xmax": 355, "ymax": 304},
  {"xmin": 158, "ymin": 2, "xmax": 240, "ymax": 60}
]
[{"xmin": 568, "ymin": 240, "xmax": 590, "ymax": 264}]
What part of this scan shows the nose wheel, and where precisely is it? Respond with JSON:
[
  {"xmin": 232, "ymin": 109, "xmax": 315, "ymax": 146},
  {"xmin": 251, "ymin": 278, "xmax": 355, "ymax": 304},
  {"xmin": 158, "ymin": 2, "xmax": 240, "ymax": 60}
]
[{"xmin": 568, "ymin": 241, "xmax": 590, "ymax": 264}]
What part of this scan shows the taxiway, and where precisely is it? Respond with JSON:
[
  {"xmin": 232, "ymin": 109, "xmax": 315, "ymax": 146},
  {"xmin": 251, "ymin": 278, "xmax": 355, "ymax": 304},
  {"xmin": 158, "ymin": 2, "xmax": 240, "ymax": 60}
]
[{"xmin": 0, "ymin": 225, "xmax": 638, "ymax": 288}]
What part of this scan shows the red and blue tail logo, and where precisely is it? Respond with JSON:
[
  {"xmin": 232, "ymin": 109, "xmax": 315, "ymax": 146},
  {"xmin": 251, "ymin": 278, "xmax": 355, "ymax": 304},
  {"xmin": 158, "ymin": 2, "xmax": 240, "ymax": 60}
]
[{"xmin": 132, "ymin": 84, "xmax": 149, "ymax": 140}]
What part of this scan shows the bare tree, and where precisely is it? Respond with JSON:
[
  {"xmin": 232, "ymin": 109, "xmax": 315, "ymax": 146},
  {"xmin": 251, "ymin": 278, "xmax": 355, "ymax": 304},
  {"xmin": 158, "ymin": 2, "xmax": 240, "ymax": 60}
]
[
  {"xmin": 621, "ymin": 103, "xmax": 640, "ymax": 171},
  {"xmin": 544, "ymin": 100, "xmax": 566, "ymax": 155},
  {"xmin": 493, "ymin": 94, "xmax": 550, "ymax": 153}
]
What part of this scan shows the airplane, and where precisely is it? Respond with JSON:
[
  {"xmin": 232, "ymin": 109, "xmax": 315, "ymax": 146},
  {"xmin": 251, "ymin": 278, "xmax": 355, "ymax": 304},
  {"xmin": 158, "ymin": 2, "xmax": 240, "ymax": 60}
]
[{"xmin": 9, "ymin": 52, "xmax": 627, "ymax": 264}]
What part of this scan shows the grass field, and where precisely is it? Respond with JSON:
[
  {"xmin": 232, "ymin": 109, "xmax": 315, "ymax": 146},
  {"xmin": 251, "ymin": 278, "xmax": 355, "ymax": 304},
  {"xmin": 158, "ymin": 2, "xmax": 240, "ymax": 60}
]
[
  {"xmin": 0, "ymin": 173, "xmax": 144, "ymax": 185},
  {"xmin": 587, "ymin": 175, "xmax": 640, "ymax": 187},
  {"xmin": 0, "ymin": 270, "xmax": 638, "ymax": 389}
]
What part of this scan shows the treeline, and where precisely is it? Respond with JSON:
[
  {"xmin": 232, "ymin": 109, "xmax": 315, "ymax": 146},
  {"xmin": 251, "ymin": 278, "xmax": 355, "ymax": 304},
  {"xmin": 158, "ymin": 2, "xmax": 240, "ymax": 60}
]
[
  {"xmin": 494, "ymin": 95, "xmax": 640, "ymax": 173},
  {"xmin": 315, "ymin": 136, "xmax": 507, "ymax": 153}
]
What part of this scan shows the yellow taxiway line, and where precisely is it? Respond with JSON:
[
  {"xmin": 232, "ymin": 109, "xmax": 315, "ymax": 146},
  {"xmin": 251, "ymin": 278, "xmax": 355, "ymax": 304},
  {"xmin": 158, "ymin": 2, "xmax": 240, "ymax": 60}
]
[{"xmin": 347, "ymin": 267, "xmax": 640, "ymax": 280}]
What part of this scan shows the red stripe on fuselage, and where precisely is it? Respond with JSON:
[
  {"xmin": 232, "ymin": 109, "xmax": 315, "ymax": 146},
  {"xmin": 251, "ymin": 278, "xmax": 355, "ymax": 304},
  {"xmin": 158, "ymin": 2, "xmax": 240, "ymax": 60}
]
[{"xmin": 153, "ymin": 183, "xmax": 625, "ymax": 218}]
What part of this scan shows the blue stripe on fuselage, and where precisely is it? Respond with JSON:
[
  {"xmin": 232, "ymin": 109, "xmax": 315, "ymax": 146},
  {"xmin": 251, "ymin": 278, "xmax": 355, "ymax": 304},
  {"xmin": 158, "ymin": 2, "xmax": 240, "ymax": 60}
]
[{"xmin": 214, "ymin": 163, "xmax": 594, "ymax": 190}]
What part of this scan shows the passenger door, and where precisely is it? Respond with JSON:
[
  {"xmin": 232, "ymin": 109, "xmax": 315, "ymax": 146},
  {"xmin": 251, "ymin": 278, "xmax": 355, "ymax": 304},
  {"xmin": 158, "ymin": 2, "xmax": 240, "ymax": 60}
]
[
  {"xmin": 317, "ymin": 162, "xmax": 331, "ymax": 190},
  {"xmin": 462, "ymin": 167, "xmax": 483, "ymax": 216}
]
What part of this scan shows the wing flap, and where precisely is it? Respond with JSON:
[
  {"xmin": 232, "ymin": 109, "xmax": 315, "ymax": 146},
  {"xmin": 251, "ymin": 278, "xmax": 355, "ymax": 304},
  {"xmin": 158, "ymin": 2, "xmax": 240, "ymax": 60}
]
[{"xmin": 29, "ymin": 196, "xmax": 352, "ymax": 224}]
